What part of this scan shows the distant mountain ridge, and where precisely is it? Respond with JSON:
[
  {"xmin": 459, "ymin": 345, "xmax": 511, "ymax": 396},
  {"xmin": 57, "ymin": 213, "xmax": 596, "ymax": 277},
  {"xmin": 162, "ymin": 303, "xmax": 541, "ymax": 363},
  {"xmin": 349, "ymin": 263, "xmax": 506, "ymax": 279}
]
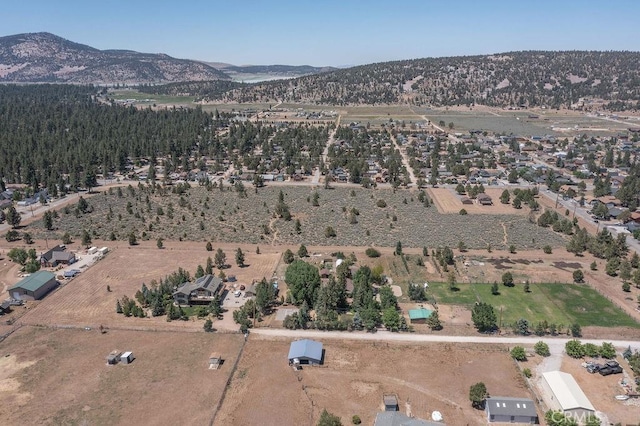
[
  {"xmin": 0, "ymin": 32, "xmax": 230, "ymax": 83},
  {"xmin": 202, "ymin": 62, "xmax": 337, "ymax": 81},
  {"xmin": 0, "ymin": 32, "xmax": 337, "ymax": 84},
  {"xmin": 193, "ymin": 51, "xmax": 640, "ymax": 109}
]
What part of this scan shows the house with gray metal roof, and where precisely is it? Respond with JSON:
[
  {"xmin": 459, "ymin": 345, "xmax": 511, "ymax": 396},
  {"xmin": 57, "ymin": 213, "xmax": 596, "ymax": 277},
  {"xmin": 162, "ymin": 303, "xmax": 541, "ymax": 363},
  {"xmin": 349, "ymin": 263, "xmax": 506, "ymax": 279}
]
[
  {"xmin": 288, "ymin": 339, "xmax": 323, "ymax": 365},
  {"xmin": 374, "ymin": 412, "xmax": 443, "ymax": 426},
  {"xmin": 485, "ymin": 396, "xmax": 538, "ymax": 423},
  {"xmin": 8, "ymin": 271, "xmax": 57, "ymax": 300},
  {"xmin": 172, "ymin": 275, "xmax": 224, "ymax": 306},
  {"xmin": 40, "ymin": 245, "xmax": 75, "ymax": 267}
]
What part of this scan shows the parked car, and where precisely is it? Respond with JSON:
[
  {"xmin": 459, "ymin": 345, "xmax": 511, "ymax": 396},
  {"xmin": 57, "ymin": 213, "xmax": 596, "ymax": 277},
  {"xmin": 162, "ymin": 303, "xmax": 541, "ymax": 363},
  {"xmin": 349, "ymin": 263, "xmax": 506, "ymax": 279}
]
[
  {"xmin": 599, "ymin": 365, "xmax": 622, "ymax": 376},
  {"xmin": 586, "ymin": 363, "xmax": 602, "ymax": 374}
]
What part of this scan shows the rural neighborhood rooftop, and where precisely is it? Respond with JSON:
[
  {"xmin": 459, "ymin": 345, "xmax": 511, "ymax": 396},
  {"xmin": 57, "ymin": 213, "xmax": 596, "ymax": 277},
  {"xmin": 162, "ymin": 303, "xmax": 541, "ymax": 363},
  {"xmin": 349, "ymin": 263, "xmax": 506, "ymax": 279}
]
[
  {"xmin": 542, "ymin": 371, "xmax": 595, "ymax": 412},
  {"xmin": 287, "ymin": 339, "xmax": 323, "ymax": 365}
]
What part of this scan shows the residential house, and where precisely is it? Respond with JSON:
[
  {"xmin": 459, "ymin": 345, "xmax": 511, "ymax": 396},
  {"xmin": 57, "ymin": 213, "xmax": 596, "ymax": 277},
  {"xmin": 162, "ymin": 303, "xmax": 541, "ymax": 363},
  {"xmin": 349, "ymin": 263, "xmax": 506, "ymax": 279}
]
[
  {"xmin": 173, "ymin": 275, "xmax": 224, "ymax": 306},
  {"xmin": 486, "ymin": 396, "xmax": 538, "ymax": 423},
  {"xmin": 40, "ymin": 245, "xmax": 76, "ymax": 267}
]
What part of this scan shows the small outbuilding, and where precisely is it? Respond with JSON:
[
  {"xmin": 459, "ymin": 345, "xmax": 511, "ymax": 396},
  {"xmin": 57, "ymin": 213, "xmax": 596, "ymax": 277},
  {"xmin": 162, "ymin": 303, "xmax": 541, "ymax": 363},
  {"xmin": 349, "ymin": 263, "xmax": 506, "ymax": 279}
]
[
  {"xmin": 106, "ymin": 350, "xmax": 121, "ymax": 365},
  {"xmin": 383, "ymin": 394, "xmax": 399, "ymax": 411},
  {"xmin": 408, "ymin": 308, "xmax": 433, "ymax": 324},
  {"xmin": 8, "ymin": 271, "xmax": 58, "ymax": 300},
  {"xmin": 477, "ymin": 193, "xmax": 493, "ymax": 205},
  {"xmin": 288, "ymin": 339, "xmax": 323, "ymax": 365},
  {"xmin": 486, "ymin": 396, "xmax": 538, "ymax": 423},
  {"xmin": 120, "ymin": 351, "xmax": 134, "ymax": 364},
  {"xmin": 209, "ymin": 352, "xmax": 222, "ymax": 369}
]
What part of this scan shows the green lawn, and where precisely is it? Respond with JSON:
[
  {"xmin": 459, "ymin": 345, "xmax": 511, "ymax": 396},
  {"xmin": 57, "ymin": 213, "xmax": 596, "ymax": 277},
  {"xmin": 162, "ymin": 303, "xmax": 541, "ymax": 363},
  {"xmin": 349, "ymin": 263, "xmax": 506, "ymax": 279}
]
[{"xmin": 428, "ymin": 282, "xmax": 638, "ymax": 328}]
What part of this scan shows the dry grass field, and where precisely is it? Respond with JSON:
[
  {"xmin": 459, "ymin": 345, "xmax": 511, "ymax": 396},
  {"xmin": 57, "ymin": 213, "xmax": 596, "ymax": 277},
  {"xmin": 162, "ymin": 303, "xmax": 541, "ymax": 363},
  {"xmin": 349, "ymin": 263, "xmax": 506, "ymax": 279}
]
[
  {"xmin": 428, "ymin": 187, "xmax": 529, "ymax": 215},
  {"xmin": 216, "ymin": 337, "xmax": 535, "ymax": 426},
  {"xmin": 0, "ymin": 326, "xmax": 244, "ymax": 425},
  {"xmin": 6, "ymin": 240, "xmax": 281, "ymax": 332}
]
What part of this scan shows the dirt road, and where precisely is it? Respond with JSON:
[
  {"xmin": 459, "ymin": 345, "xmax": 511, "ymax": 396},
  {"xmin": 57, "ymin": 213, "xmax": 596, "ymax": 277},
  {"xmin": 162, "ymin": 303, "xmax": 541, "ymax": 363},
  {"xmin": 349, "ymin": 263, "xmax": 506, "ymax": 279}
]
[
  {"xmin": 251, "ymin": 328, "xmax": 640, "ymax": 354},
  {"xmin": 388, "ymin": 131, "xmax": 417, "ymax": 186},
  {"xmin": 313, "ymin": 114, "xmax": 341, "ymax": 184}
]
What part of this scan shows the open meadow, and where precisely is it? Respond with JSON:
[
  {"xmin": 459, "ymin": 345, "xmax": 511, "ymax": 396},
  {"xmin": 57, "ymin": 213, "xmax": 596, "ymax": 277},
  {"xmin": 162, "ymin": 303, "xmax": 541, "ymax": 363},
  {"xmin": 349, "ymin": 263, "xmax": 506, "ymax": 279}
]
[
  {"xmin": 215, "ymin": 337, "xmax": 534, "ymax": 426},
  {"xmin": 0, "ymin": 326, "xmax": 244, "ymax": 425},
  {"xmin": 428, "ymin": 282, "xmax": 638, "ymax": 329}
]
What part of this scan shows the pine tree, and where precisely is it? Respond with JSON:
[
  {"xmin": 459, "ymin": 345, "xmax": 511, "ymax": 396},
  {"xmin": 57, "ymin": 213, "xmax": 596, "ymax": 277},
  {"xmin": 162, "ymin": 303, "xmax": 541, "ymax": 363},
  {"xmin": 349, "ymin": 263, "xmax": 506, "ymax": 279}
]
[{"xmin": 235, "ymin": 248, "xmax": 245, "ymax": 267}]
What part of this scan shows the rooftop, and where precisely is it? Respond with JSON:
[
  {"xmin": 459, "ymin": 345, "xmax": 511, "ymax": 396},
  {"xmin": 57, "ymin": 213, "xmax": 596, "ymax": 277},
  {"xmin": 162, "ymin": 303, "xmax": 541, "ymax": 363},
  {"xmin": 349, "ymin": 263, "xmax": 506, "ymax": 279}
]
[
  {"xmin": 173, "ymin": 274, "xmax": 223, "ymax": 296},
  {"xmin": 486, "ymin": 396, "xmax": 537, "ymax": 417},
  {"xmin": 408, "ymin": 308, "xmax": 432, "ymax": 320},
  {"xmin": 374, "ymin": 412, "xmax": 442, "ymax": 426},
  {"xmin": 9, "ymin": 271, "xmax": 56, "ymax": 292},
  {"xmin": 288, "ymin": 339, "xmax": 323, "ymax": 361},
  {"xmin": 542, "ymin": 371, "xmax": 594, "ymax": 411}
]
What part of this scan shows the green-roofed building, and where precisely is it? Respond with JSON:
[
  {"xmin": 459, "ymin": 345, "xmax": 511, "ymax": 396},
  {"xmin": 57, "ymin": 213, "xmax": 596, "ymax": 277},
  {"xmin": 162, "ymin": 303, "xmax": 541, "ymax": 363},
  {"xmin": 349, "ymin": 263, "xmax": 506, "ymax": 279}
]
[
  {"xmin": 408, "ymin": 308, "xmax": 433, "ymax": 324},
  {"xmin": 8, "ymin": 271, "xmax": 58, "ymax": 300}
]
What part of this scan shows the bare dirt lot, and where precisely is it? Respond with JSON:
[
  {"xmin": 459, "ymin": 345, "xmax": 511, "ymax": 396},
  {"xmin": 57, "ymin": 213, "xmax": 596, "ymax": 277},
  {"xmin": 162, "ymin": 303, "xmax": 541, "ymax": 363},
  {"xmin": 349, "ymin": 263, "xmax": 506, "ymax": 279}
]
[
  {"xmin": 215, "ymin": 337, "xmax": 536, "ymax": 426},
  {"xmin": 2, "ymin": 240, "xmax": 281, "ymax": 332},
  {"xmin": 560, "ymin": 356, "xmax": 639, "ymax": 425},
  {"xmin": 0, "ymin": 326, "xmax": 244, "ymax": 425},
  {"xmin": 428, "ymin": 187, "xmax": 529, "ymax": 215}
]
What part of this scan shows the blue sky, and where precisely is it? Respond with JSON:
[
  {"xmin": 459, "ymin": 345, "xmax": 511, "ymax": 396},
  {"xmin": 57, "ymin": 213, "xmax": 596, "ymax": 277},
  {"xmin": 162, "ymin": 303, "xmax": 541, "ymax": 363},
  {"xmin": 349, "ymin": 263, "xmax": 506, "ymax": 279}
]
[{"xmin": 2, "ymin": 0, "xmax": 639, "ymax": 66}]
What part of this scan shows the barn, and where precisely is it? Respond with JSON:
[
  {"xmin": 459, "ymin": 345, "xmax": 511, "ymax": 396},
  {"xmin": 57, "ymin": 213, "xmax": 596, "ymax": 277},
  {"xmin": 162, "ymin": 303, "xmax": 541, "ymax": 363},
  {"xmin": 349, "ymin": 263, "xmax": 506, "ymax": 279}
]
[
  {"xmin": 288, "ymin": 339, "xmax": 323, "ymax": 365},
  {"xmin": 8, "ymin": 271, "xmax": 57, "ymax": 300},
  {"xmin": 542, "ymin": 371, "xmax": 595, "ymax": 419}
]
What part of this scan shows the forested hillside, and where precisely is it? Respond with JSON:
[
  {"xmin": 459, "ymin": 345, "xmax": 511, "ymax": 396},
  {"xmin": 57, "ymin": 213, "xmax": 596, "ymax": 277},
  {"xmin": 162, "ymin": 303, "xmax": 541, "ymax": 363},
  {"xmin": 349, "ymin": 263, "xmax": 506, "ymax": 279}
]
[
  {"xmin": 0, "ymin": 85, "xmax": 332, "ymax": 193},
  {"xmin": 0, "ymin": 85, "xmax": 226, "ymax": 192},
  {"xmin": 148, "ymin": 51, "xmax": 640, "ymax": 109}
]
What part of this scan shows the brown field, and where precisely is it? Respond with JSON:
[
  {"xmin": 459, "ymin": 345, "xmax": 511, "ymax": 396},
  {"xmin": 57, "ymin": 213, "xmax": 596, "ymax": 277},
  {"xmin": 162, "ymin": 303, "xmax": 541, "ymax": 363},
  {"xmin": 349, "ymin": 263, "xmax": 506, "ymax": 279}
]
[
  {"xmin": 559, "ymin": 356, "xmax": 639, "ymax": 425},
  {"xmin": 3, "ymin": 240, "xmax": 281, "ymax": 332},
  {"xmin": 215, "ymin": 337, "xmax": 535, "ymax": 426},
  {"xmin": 0, "ymin": 326, "xmax": 244, "ymax": 425},
  {"xmin": 428, "ymin": 187, "xmax": 529, "ymax": 215}
]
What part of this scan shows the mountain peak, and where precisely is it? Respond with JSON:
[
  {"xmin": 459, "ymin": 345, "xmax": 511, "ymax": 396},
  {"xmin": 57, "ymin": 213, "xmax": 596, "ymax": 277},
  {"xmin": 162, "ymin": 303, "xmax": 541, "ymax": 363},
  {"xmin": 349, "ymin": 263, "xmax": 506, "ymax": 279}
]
[{"xmin": 0, "ymin": 32, "xmax": 229, "ymax": 83}]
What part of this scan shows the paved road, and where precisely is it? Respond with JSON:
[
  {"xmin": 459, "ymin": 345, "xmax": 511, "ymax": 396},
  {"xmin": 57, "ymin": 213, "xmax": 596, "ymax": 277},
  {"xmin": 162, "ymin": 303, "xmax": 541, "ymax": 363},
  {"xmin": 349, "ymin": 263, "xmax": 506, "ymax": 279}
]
[
  {"xmin": 539, "ymin": 187, "xmax": 640, "ymax": 255},
  {"xmin": 251, "ymin": 328, "xmax": 640, "ymax": 352}
]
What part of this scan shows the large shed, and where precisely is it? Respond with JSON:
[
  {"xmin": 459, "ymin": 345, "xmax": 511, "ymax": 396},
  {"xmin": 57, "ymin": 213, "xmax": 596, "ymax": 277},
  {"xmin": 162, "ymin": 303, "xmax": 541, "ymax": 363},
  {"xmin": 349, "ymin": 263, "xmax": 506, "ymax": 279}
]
[
  {"xmin": 8, "ymin": 271, "xmax": 57, "ymax": 300},
  {"xmin": 485, "ymin": 396, "xmax": 538, "ymax": 423},
  {"xmin": 288, "ymin": 339, "xmax": 323, "ymax": 365},
  {"xmin": 542, "ymin": 371, "xmax": 595, "ymax": 419}
]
